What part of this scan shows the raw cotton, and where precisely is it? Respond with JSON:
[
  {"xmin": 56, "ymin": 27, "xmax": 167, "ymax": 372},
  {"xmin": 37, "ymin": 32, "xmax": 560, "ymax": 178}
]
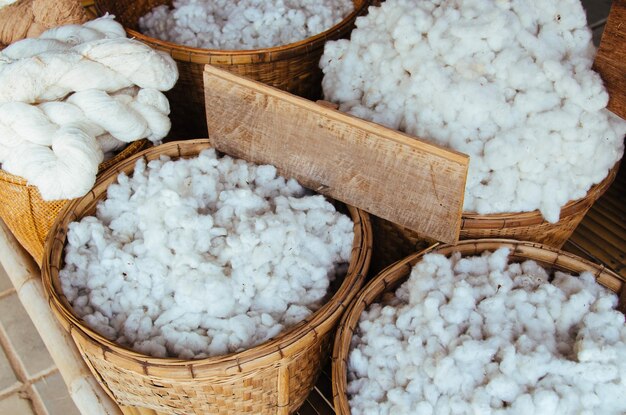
[
  {"xmin": 138, "ymin": 0, "xmax": 354, "ymax": 50},
  {"xmin": 0, "ymin": 16, "xmax": 178, "ymax": 200},
  {"xmin": 320, "ymin": 0, "xmax": 626, "ymax": 222},
  {"xmin": 348, "ymin": 248, "xmax": 626, "ymax": 415},
  {"xmin": 60, "ymin": 149, "xmax": 354, "ymax": 359}
]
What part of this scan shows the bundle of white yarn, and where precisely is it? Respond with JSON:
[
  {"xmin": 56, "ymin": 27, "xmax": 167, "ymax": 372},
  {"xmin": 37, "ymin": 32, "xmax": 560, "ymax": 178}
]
[{"xmin": 0, "ymin": 15, "xmax": 178, "ymax": 200}]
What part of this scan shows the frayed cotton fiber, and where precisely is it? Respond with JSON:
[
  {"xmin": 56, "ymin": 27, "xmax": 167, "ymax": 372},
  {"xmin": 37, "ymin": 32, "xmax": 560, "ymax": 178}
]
[
  {"xmin": 321, "ymin": 0, "xmax": 626, "ymax": 222},
  {"xmin": 138, "ymin": 0, "xmax": 354, "ymax": 50},
  {"xmin": 60, "ymin": 149, "xmax": 354, "ymax": 359},
  {"xmin": 348, "ymin": 248, "xmax": 626, "ymax": 415}
]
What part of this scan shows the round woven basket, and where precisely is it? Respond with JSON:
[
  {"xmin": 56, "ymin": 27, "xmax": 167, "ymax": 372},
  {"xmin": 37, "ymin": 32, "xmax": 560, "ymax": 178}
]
[
  {"xmin": 0, "ymin": 139, "xmax": 151, "ymax": 267},
  {"xmin": 371, "ymin": 162, "xmax": 620, "ymax": 272},
  {"xmin": 332, "ymin": 238, "xmax": 626, "ymax": 414},
  {"xmin": 94, "ymin": 0, "xmax": 370, "ymax": 139},
  {"xmin": 42, "ymin": 139, "xmax": 372, "ymax": 415}
]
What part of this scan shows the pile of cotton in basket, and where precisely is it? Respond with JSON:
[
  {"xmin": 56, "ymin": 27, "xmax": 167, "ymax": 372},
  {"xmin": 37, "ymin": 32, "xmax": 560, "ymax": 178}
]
[
  {"xmin": 59, "ymin": 149, "xmax": 354, "ymax": 359},
  {"xmin": 320, "ymin": 0, "xmax": 626, "ymax": 222},
  {"xmin": 138, "ymin": 0, "xmax": 354, "ymax": 50},
  {"xmin": 347, "ymin": 248, "xmax": 626, "ymax": 414}
]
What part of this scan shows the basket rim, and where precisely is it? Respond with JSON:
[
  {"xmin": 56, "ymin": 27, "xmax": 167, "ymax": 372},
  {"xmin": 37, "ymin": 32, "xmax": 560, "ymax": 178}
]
[
  {"xmin": 331, "ymin": 238, "xmax": 626, "ymax": 415},
  {"xmin": 42, "ymin": 138, "xmax": 373, "ymax": 378},
  {"xmin": 461, "ymin": 161, "xmax": 620, "ymax": 226},
  {"xmin": 94, "ymin": 0, "xmax": 370, "ymax": 63}
]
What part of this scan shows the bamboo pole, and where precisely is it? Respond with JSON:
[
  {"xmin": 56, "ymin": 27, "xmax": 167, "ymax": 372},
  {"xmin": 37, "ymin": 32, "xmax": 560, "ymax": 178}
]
[{"xmin": 0, "ymin": 219, "xmax": 122, "ymax": 415}]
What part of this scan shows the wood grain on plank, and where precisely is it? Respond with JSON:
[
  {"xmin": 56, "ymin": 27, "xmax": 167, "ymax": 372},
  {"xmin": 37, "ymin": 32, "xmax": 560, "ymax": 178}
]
[
  {"xmin": 593, "ymin": 0, "xmax": 626, "ymax": 120},
  {"xmin": 203, "ymin": 65, "xmax": 468, "ymax": 244}
]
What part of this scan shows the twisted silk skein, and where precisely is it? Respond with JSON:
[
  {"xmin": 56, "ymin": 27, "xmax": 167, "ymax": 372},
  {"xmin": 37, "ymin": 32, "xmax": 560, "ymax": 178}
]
[{"xmin": 0, "ymin": 15, "xmax": 178, "ymax": 200}]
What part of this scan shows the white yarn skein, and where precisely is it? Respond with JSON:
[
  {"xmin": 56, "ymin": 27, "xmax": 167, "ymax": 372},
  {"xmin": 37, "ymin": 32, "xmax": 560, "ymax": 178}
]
[
  {"xmin": 73, "ymin": 39, "xmax": 178, "ymax": 90},
  {"xmin": 39, "ymin": 101, "xmax": 126, "ymax": 153},
  {"xmin": 38, "ymin": 101, "xmax": 107, "ymax": 139},
  {"xmin": 2, "ymin": 125, "xmax": 102, "ymax": 200},
  {"xmin": 0, "ymin": 88, "xmax": 169, "ymax": 153},
  {"xmin": 97, "ymin": 134, "xmax": 127, "ymax": 154},
  {"xmin": 0, "ymin": 18, "xmax": 178, "ymax": 104},
  {"xmin": 0, "ymin": 102, "xmax": 58, "ymax": 146},
  {"xmin": 66, "ymin": 88, "xmax": 171, "ymax": 143},
  {"xmin": 0, "ymin": 15, "xmax": 177, "ymax": 200},
  {"xmin": 81, "ymin": 14, "xmax": 128, "ymax": 39},
  {"xmin": 0, "ymin": 43, "xmax": 176, "ymax": 103},
  {"xmin": 1, "ymin": 39, "xmax": 73, "ymax": 58},
  {"xmin": 1, "ymin": 15, "xmax": 125, "ymax": 59},
  {"xmin": 0, "ymin": 16, "xmax": 126, "ymax": 59}
]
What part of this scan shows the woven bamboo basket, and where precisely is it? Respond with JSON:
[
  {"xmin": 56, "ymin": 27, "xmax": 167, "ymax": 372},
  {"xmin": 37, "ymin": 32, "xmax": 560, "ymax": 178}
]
[
  {"xmin": 332, "ymin": 238, "xmax": 626, "ymax": 414},
  {"xmin": 94, "ymin": 0, "xmax": 370, "ymax": 139},
  {"xmin": 42, "ymin": 139, "xmax": 372, "ymax": 415},
  {"xmin": 371, "ymin": 162, "xmax": 620, "ymax": 272},
  {"xmin": 0, "ymin": 139, "xmax": 150, "ymax": 267}
]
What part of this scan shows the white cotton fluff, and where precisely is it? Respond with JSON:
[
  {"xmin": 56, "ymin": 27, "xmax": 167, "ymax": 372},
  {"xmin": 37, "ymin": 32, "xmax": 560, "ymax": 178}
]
[
  {"xmin": 348, "ymin": 248, "xmax": 626, "ymax": 415},
  {"xmin": 138, "ymin": 0, "xmax": 354, "ymax": 50},
  {"xmin": 320, "ymin": 0, "xmax": 626, "ymax": 222},
  {"xmin": 60, "ymin": 149, "xmax": 354, "ymax": 359}
]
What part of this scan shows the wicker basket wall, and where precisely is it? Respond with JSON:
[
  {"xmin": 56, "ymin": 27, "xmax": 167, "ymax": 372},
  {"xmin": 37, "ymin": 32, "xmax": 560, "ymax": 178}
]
[
  {"xmin": 332, "ymin": 239, "xmax": 626, "ymax": 415},
  {"xmin": 42, "ymin": 139, "xmax": 372, "ymax": 415},
  {"xmin": 94, "ymin": 0, "xmax": 370, "ymax": 139},
  {"xmin": 0, "ymin": 139, "xmax": 150, "ymax": 267},
  {"xmin": 371, "ymin": 162, "xmax": 620, "ymax": 272}
]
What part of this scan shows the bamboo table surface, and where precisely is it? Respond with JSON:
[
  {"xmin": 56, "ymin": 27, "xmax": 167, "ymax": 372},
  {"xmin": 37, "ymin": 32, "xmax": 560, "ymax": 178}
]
[
  {"xmin": 563, "ymin": 162, "xmax": 626, "ymax": 280},
  {"xmin": 0, "ymin": 161, "xmax": 622, "ymax": 415}
]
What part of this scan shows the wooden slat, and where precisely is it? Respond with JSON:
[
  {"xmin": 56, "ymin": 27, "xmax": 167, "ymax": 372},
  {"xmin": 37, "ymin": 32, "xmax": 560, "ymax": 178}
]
[
  {"xmin": 593, "ymin": 0, "xmax": 626, "ymax": 119},
  {"xmin": 562, "ymin": 240, "xmax": 595, "ymax": 262},
  {"xmin": 567, "ymin": 160, "xmax": 625, "ymax": 279},
  {"xmin": 316, "ymin": 367, "xmax": 335, "ymax": 410},
  {"xmin": 203, "ymin": 65, "xmax": 468, "ymax": 244},
  {"xmin": 297, "ymin": 400, "xmax": 321, "ymax": 415},
  {"xmin": 576, "ymin": 221, "xmax": 624, "ymax": 263},
  {"xmin": 568, "ymin": 230, "xmax": 624, "ymax": 276},
  {"xmin": 587, "ymin": 201, "xmax": 626, "ymax": 236},
  {"xmin": 584, "ymin": 210, "xmax": 626, "ymax": 245},
  {"xmin": 304, "ymin": 388, "xmax": 334, "ymax": 415}
]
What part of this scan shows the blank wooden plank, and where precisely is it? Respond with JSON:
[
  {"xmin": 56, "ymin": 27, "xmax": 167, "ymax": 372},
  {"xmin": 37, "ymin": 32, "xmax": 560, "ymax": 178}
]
[
  {"xmin": 593, "ymin": 0, "xmax": 626, "ymax": 119},
  {"xmin": 204, "ymin": 65, "xmax": 468, "ymax": 244}
]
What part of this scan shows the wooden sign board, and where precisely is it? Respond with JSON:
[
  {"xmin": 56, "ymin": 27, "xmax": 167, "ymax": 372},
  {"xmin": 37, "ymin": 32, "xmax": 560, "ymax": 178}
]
[
  {"xmin": 203, "ymin": 65, "xmax": 468, "ymax": 244},
  {"xmin": 594, "ymin": 0, "xmax": 626, "ymax": 120}
]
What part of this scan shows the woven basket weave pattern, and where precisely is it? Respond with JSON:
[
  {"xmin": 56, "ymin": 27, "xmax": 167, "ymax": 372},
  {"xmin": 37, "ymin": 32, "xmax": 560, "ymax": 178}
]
[
  {"xmin": 332, "ymin": 239, "xmax": 626, "ymax": 415},
  {"xmin": 0, "ymin": 139, "xmax": 150, "ymax": 266},
  {"xmin": 94, "ymin": 0, "xmax": 370, "ymax": 139},
  {"xmin": 72, "ymin": 329, "xmax": 331, "ymax": 413},
  {"xmin": 43, "ymin": 139, "xmax": 372, "ymax": 415},
  {"xmin": 371, "ymin": 163, "xmax": 620, "ymax": 272}
]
